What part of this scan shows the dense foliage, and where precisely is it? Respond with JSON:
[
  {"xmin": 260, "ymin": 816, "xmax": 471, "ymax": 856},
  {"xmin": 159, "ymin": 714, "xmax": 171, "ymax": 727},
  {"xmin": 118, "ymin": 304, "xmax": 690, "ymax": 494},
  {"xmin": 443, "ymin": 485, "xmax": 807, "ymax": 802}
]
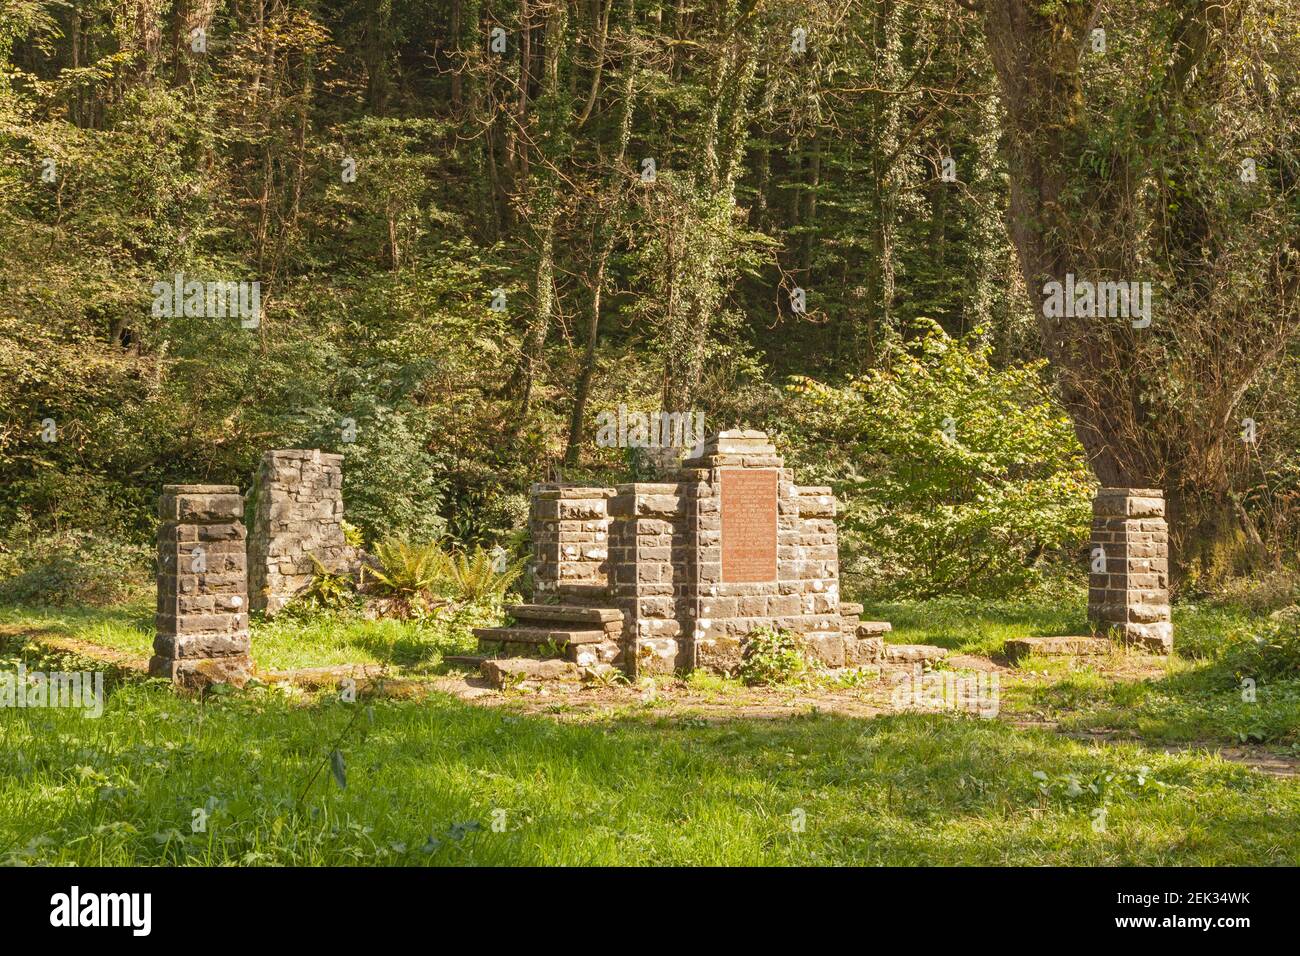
[
  {"xmin": 0, "ymin": 0, "xmax": 1296, "ymax": 598},
  {"xmin": 780, "ymin": 324, "xmax": 1094, "ymax": 596}
]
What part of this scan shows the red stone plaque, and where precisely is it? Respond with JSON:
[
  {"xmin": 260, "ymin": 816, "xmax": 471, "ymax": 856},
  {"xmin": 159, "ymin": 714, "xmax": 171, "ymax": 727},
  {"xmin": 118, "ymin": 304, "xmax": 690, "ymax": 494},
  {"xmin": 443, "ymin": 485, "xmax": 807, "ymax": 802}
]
[{"xmin": 721, "ymin": 469, "xmax": 778, "ymax": 582}]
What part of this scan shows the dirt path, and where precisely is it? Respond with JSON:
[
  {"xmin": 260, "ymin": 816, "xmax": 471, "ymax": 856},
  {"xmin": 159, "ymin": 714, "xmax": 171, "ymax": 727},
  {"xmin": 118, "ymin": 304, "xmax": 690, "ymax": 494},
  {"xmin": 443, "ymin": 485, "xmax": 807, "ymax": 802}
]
[{"xmin": 8, "ymin": 626, "xmax": 1297, "ymax": 778}]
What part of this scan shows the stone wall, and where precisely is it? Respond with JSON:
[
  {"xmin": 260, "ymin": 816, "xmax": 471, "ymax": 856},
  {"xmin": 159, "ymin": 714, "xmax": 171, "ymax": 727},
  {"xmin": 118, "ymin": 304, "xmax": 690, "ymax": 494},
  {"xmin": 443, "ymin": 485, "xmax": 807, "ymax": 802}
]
[
  {"xmin": 542, "ymin": 430, "xmax": 876, "ymax": 677},
  {"xmin": 529, "ymin": 484, "xmax": 613, "ymax": 602},
  {"xmin": 1087, "ymin": 487, "xmax": 1172, "ymax": 653},
  {"xmin": 150, "ymin": 484, "xmax": 252, "ymax": 687},
  {"xmin": 678, "ymin": 433, "xmax": 849, "ymax": 672},
  {"xmin": 248, "ymin": 449, "xmax": 348, "ymax": 616},
  {"xmin": 608, "ymin": 482, "xmax": 693, "ymax": 675}
]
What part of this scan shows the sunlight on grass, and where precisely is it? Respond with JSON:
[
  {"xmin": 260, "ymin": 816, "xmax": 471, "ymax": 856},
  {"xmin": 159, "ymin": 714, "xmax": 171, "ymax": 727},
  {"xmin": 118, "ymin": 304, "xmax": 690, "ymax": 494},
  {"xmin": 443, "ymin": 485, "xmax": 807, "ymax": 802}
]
[
  {"xmin": 0, "ymin": 602, "xmax": 484, "ymax": 675},
  {"xmin": 0, "ymin": 601, "xmax": 154, "ymax": 655},
  {"xmin": 860, "ymin": 592, "xmax": 1089, "ymax": 655},
  {"xmin": 1, "ymin": 681, "xmax": 1296, "ymax": 866}
]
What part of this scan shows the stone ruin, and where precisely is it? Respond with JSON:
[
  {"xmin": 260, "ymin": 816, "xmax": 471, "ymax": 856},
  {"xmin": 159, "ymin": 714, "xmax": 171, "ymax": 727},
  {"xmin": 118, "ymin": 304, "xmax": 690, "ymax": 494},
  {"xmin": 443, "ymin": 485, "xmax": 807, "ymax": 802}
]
[
  {"xmin": 151, "ymin": 484, "xmax": 253, "ymax": 688},
  {"xmin": 152, "ymin": 450, "xmax": 351, "ymax": 687},
  {"xmin": 475, "ymin": 430, "xmax": 892, "ymax": 684},
  {"xmin": 477, "ymin": 435, "xmax": 1178, "ymax": 686},
  {"xmin": 247, "ymin": 449, "xmax": 350, "ymax": 617},
  {"xmin": 147, "ymin": 442, "xmax": 1175, "ymax": 690},
  {"xmin": 1087, "ymin": 487, "xmax": 1172, "ymax": 652}
]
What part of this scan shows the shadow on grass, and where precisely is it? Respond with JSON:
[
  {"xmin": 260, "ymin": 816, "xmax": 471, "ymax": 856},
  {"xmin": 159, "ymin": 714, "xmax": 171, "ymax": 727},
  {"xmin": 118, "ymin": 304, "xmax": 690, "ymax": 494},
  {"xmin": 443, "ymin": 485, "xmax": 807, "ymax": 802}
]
[
  {"xmin": 345, "ymin": 625, "xmax": 446, "ymax": 668},
  {"xmin": 5, "ymin": 685, "xmax": 1297, "ymax": 865},
  {"xmin": 861, "ymin": 596, "xmax": 1089, "ymax": 652},
  {"xmin": 0, "ymin": 600, "xmax": 153, "ymax": 636},
  {"xmin": 1038, "ymin": 655, "xmax": 1300, "ymax": 747}
]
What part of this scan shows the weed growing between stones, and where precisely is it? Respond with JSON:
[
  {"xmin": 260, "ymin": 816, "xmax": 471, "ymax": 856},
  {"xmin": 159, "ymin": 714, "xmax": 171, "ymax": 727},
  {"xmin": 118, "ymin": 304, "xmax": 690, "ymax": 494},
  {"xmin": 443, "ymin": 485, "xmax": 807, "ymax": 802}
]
[{"xmin": 738, "ymin": 627, "xmax": 808, "ymax": 686}]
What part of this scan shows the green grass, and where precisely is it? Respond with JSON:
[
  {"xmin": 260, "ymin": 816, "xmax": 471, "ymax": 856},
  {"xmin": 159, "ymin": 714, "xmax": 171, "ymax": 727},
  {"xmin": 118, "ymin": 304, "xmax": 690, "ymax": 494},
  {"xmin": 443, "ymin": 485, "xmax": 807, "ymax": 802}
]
[
  {"xmin": 0, "ymin": 601, "xmax": 485, "ymax": 674},
  {"xmin": 862, "ymin": 593, "xmax": 1091, "ymax": 656},
  {"xmin": 1015, "ymin": 656, "xmax": 1300, "ymax": 748},
  {"xmin": 2, "ymin": 677, "xmax": 1297, "ymax": 866},
  {"xmin": 0, "ymin": 601, "xmax": 155, "ymax": 657},
  {"xmin": 248, "ymin": 612, "xmax": 477, "ymax": 672},
  {"xmin": 2, "ymin": 592, "xmax": 1297, "ymax": 865},
  {"xmin": 861, "ymin": 592, "xmax": 1265, "ymax": 659}
]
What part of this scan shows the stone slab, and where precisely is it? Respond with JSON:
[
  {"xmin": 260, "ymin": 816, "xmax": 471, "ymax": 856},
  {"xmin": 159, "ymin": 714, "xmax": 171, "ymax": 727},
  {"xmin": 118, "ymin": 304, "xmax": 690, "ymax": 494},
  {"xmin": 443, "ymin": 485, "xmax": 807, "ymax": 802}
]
[
  {"xmin": 1004, "ymin": 635, "xmax": 1113, "ymax": 661},
  {"xmin": 480, "ymin": 657, "xmax": 581, "ymax": 687},
  {"xmin": 883, "ymin": 643, "xmax": 949, "ymax": 664}
]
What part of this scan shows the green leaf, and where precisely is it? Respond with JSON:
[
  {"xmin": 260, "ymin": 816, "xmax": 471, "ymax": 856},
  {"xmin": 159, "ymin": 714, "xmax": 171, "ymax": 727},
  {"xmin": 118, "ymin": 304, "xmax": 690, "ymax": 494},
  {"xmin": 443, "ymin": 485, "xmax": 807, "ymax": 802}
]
[{"xmin": 329, "ymin": 749, "xmax": 347, "ymax": 790}]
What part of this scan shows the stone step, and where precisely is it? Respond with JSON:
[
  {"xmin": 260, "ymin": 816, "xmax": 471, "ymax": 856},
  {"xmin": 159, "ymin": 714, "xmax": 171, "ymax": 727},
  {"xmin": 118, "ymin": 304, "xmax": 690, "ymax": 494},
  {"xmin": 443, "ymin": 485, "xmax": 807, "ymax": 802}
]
[
  {"xmin": 481, "ymin": 657, "xmax": 581, "ymax": 688},
  {"xmin": 839, "ymin": 603, "xmax": 864, "ymax": 617},
  {"xmin": 1004, "ymin": 635, "xmax": 1113, "ymax": 662},
  {"xmin": 883, "ymin": 643, "xmax": 948, "ymax": 664},
  {"xmin": 506, "ymin": 604, "xmax": 623, "ymax": 625},
  {"xmin": 857, "ymin": 621, "xmax": 892, "ymax": 637},
  {"xmin": 473, "ymin": 626, "xmax": 608, "ymax": 647}
]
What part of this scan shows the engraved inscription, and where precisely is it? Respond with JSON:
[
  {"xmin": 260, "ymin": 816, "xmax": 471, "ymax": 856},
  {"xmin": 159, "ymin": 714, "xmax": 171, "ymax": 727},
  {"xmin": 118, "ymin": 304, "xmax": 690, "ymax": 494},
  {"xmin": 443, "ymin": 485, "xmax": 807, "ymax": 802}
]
[{"xmin": 721, "ymin": 469, "xmax": 778, "ymax": 583}]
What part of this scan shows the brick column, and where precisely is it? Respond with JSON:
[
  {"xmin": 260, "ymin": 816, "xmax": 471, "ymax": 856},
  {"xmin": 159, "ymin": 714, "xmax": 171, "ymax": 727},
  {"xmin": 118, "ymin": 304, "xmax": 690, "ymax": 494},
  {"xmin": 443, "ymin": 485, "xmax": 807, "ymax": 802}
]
[
  {"xmin": 151, "ymin": 484, "xmax": 253, "ymax": 687},
  {"xmin": 608, "ymin": 483, "xmax": 691, "ymax": 677},
  {"xmin": 529, "ymin": 484, "xmax": 613, "ymax": 601},
  {"xmin": 248, "ymin": 449, "xmax": 348, "ymax": 616},
  {"xmin": 1088, "ymin": 487, "xmax": 1172, "ymax": 653}
]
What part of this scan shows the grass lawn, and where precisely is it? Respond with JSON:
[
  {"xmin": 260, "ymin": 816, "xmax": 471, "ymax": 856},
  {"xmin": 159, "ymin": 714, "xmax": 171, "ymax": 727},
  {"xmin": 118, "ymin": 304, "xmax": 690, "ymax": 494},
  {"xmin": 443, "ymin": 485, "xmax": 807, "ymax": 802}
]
[
  {"xmin": 1, "ymin": 593, "xmax": 1297, "ymax": 865},
  {"xmin": 0, "ymin": 601, "xmax": 482, "ymax": 673},
  {"xmin": 862, "ymin": 591, "xmax": 1258, "ymax": 658},
  {"xmin": 2, "ymin": 678, "xmax": 1297, "ymax": 866}
]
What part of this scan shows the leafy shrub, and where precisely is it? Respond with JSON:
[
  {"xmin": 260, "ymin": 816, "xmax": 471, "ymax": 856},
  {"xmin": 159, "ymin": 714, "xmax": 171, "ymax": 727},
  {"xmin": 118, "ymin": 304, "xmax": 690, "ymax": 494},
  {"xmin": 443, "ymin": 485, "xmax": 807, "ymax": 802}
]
[
  {"xmin": 335, "ymin": 402, "xmax": 447, "ymax": 546},
  {"xmin": 0, "ymin": 530, "xmax": 152, "ymax": 607},
  {"xmin": 1221, "ymin": 606, "xmax": 1300, "ymax": 684},
  {"xmin": 340, "ymin": 520, "xmax": 365, "ymax": 549},
  {"xmin": 738, "ymin": 626, "xmax": 807, "ymax": 686},
  {"xmin": 292, "ymin": 397, "xmax": 447, "ymax": 548},
  {"xmin": 778, "ymin": 321, "xmax": 1094, "ymax": 598}
]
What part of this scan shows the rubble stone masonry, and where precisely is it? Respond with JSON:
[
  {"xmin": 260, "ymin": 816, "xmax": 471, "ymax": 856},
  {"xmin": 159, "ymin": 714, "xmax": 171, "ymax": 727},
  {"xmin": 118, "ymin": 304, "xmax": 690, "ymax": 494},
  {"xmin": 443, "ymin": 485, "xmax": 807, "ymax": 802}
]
[
  {"xmin": 1087, "ymin": 487, "xmax": 1173, "ymax": 653},
  {"xmin": 150, "ymin": 484, "xmax": 253, "ymax": 687},
  {"xmin": 248, "ymin": 449, "xmax": 349, "ymax": 616}
]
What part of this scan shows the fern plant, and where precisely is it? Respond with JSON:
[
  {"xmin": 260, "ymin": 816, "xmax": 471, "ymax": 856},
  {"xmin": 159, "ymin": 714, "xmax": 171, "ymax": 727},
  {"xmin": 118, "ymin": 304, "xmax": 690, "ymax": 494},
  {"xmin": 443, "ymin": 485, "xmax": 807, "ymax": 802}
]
[
  {"xmin": 299, "ymin": 555, "xmax": 358, "ymax": 611},
  {"xmin": 367, "ymin": 538, "xmax": 453, "ymax": 598},
  {"xmin": 446, "ymin": 546, "xmax": 526, "ymax": 604}
]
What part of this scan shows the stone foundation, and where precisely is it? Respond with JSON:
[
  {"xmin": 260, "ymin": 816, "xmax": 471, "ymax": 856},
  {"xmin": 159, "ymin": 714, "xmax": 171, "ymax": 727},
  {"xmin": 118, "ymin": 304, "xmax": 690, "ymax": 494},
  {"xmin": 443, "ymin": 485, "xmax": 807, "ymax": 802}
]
[
  {"xmin": 522, "ymin": 431, "xmax": 883, "ymax": 678},
  {"xmin": 1087, "ymin": 487, "xmax": 1172, "ymax": 653},
  {"xmin": 248, "ymin": 449, "xmax": 349, "ymax": 616},
  {"xmin": 150, "ymin": 484, "xmax": 253, "ymax": 688}
]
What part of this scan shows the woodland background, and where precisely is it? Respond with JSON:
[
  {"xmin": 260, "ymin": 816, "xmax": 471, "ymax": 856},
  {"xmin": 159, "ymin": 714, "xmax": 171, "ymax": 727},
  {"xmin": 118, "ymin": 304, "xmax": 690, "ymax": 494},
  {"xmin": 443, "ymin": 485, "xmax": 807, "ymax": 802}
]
[{"xmin": 1, "ymin": 0, "xmax": 1298, "ymax": 602}]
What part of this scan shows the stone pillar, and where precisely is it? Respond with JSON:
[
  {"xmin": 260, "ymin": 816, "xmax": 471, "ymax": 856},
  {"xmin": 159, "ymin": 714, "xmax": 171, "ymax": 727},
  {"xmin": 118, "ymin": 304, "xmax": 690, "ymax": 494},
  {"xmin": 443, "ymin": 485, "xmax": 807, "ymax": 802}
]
[
  {"xmin": 529, "ymin": 484, "xmax": 613, "ymax": 601},
  {"xmin": 608, "ymin": 483, "xmax": 691, "ymax": 677},
  {"xmin": 1088, "ymin": 487, "xmax": 1172, "ymax": 653},
  {"xmin": 151, "ymin": 484, "xmax": 253, "ymax": 687},
  {"xmin": 679, "ymin": 432, "xmax": 847, "ymax": 671},
  {"xmin": 248, "ymin": 449, "xmax": 348, "ymax": 616}
]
